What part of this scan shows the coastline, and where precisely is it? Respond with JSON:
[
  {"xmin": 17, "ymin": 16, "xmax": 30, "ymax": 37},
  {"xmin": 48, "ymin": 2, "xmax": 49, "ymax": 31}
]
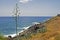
[{"xmin": 4, "ymin": 22, "xmax": 41, "ymax": 38}]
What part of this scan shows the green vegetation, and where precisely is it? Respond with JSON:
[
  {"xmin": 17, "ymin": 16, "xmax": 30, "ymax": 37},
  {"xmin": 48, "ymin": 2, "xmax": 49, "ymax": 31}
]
[{"xmin": 0, "ymin": 34, "xmax": 7, "ymax": 40}]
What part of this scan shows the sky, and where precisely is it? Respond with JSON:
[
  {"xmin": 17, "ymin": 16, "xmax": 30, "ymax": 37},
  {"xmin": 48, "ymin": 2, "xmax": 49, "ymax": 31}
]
[{"xmin": 0, "ymin": 0, "xmax": 60, "ymax": 16}]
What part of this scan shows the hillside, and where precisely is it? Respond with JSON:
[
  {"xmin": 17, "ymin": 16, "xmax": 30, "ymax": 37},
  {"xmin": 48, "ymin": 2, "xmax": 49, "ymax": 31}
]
[
  {"xmin": 45, "ymin": 16, "xmax": 60, "ymax": 32},
  {"xmin": 43, "ymin": 15, "xmax": 60, "ymax": 40},
  {"xmin": 8, "ymin": 14, "xmax": 60, "ymax": 40}
]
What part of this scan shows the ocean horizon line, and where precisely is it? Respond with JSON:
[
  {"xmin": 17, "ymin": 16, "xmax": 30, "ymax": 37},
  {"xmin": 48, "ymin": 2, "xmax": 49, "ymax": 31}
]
[{"xmin": 0, "ymin": 16, "xmax": 52, "ymax": 17}]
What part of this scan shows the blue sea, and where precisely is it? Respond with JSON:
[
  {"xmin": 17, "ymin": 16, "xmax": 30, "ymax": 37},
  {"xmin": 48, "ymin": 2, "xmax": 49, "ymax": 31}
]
[{"xmin": 0, "ymin": 16, "xmax": 51, "ymax": 37}]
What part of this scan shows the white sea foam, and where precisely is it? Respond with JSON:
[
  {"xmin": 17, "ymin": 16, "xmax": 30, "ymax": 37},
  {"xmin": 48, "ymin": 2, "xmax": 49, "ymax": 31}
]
[
  {"xmin": 4, "ymin": 34, "xmax": 16, "ymax": 37},
  {"xmin": 32, "ymin": 22, "xmax": 40, "ymax": 25}
]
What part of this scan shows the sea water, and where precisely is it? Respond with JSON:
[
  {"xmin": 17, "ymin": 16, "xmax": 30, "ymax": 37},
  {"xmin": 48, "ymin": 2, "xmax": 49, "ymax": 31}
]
[{"xmin": 0, "ymin": 16, "xmax": 51, "ymax": 37}]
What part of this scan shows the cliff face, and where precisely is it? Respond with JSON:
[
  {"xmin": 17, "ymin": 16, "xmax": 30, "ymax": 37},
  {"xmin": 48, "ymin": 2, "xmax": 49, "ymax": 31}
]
[{"xmin": 13, "ymin": 15, "xmax": 60, "ymax": 40}]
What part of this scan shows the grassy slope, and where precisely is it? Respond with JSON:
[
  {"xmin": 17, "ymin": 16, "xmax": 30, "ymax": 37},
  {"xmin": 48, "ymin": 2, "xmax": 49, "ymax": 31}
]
[
  {"xmin": 45, "ymin": 16, "xmax": 60, "ymax": 31},
  {"xmin": 44, "ymin": 16, "xmax": 60, "ymax": 40},
  {"xmin": 19, "ymin": 16, "xmax": 60, "ymax": 40}
]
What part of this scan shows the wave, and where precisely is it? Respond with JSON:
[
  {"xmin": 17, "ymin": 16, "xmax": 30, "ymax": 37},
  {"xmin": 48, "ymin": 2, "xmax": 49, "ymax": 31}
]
[
  {"xmin": 32, "ymin": 22, "xmax": 40, "ymax": 25},
  {"xmin": 23, "ymin": 25, "xmax": 31, "ymax": 30}
]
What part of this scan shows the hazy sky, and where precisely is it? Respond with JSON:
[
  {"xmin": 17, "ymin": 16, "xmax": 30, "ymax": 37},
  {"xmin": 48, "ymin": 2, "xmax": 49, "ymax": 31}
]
[{"xmin": 0, "ymin": 0, "xmax": 60, "ymax": 16}]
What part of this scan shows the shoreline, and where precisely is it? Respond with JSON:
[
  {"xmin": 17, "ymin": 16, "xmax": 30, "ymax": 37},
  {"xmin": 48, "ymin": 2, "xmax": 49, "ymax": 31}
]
[
  {"xmin": 4, "ymin": 22, "xmax": 40, "ymax": 38},
  {"xmin": 4, "ymin": 25, "xmax": 32, "ymax": 37}
]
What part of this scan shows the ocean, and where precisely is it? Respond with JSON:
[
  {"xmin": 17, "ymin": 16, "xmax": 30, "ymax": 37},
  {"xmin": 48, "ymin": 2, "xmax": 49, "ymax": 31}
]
[{"xmin": 0, "ymin": 16, "xmax": 51, "ymax": 37}]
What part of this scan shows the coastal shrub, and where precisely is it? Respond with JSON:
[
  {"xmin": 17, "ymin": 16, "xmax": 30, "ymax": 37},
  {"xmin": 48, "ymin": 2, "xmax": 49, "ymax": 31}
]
[{"xmin": 37, "ymin": 26, "xmax": 47, "ymax": 33}]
